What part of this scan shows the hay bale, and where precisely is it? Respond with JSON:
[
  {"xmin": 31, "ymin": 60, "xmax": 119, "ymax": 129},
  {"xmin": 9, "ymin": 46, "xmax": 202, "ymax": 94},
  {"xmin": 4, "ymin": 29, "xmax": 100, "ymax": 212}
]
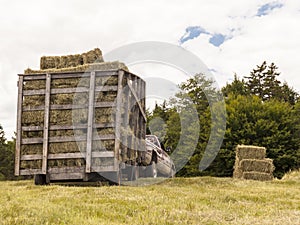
[
  {"xmin": 233, "ymin": 159, "xmax": 243, "ymax": 179},
  {"xmin": 92, "ymin": 140, "xmax": 115, "ymax": 152},
  {"xmin": 39, "ymin": 48, "xmax": 103, "ymax": 70},
  {"xmin": 240, "ymin": 159, "xmax": 275, "ymax": 173},
  {"xmin": 236, "ymin": 145, "xmax": 266, "ymax": 160},
  {"xmin": 25, "ymin": 61, "xmax": 128, "ymax": 74},
  {"xmin": 242, "ymin": 172, "xmax": 273, "ymax": 181},
  {"xmin": 49, "ymin": 142, "xmax": 86, "ymax": 154}
]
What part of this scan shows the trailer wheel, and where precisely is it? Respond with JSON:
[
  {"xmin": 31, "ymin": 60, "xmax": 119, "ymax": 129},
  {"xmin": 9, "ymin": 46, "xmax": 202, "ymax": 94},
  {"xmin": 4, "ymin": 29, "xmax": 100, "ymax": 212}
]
[
  {"xmin": 147, "ymin": 161, "xmax": 157, "ymax": 178},
  {"xmin": 34, "ymin": 174, "xmax": 46, "ymax": 185}
]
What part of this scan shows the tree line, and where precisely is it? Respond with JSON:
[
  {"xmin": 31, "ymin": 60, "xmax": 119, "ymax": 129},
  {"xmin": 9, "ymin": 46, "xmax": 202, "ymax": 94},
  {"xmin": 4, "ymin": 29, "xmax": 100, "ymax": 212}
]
[{"xmin": 148, "ymin": 61, "xmax": 300, "ymax": 178}]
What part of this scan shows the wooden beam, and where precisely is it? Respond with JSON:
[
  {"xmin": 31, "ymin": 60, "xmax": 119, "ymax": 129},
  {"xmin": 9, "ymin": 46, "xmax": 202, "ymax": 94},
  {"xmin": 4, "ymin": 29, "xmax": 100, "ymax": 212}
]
[
  {"xmin": 23, "ymin": 86, "xmax": 118, "ymax": 96},
  {"xmin": 114, "ymin": 70, "xmax": 124, "ymax": 162},
  {"xmin": 127, "ymin": 78, "xmax": 147, "ymax": 122},
  {"xmin": 22, "ymin": 123, "xmax": 115, "ymax": 132},
  {"xmin": 86, "ymin": 71, "xmax": 96, "ymax": 173},
  {"xmin": 22, "ymin": 134, "xmax": 115, "ymax": 144},
  {"xmin": 42, "ymin": 74, "xmax": 51, "ymax": 174},
  {"xmin": 15, "ymin": 76, "xmax": 24, "ymax": 176}
]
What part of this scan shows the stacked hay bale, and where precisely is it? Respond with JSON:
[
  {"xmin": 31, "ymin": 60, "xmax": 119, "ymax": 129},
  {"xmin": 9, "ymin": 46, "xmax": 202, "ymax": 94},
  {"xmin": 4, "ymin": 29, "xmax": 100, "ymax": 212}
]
[
  {"xmin": 233, "ymin": 145, "xmax": 275, "ymax": 181},
  {"xmin": 20, "ymin": 48, "xmax": 127, "ymax": 170},
  {"xmin": 40, "ymin": 48, "xmax": 104, "ymax": 70}
]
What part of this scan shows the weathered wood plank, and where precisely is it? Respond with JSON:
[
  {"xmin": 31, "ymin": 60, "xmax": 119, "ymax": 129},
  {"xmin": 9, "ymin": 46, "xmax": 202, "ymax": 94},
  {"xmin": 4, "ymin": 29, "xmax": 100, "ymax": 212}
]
[
  {"xmin": 86, "ymin": 71, "xmax": 96, "ymax": 173},
  {"xmin": 22, "ymin": 134, "xmax": 115, "ymax": 144},
  {"xmin": 22, "ymin": 123, "xmax": 115, "ymax": 132},
  {"xmin": 21, "ymin": 151, "xmax": 114, "ymax": 161},
  {"xmin": 42, "ymin": 74, "xmax": 51, "ymax": 174},
  {"xmin": 23, "ymin": 101, "xmax": 116, "ymax": 112},
  {"xmin": 15, "ymin": 76, "xmax": 24, "ymax": 176},
  {"xmin": 23, "ymin": 86, "xmax": 118, "ymax": 96},
  {"xmin": 50, "ymin": 173, "xmax": 84, "ymax": 180},
  {"xmin": 127, "ymin": 78, "xmax": 147, "ymax": 122},
  {"xmin": 114, "ymin": 70, "xmax": 124, "ymax": 162},
  {"xmin": 20, "ymin": 169, "xmax": 42, "ymax": 176},
  {"xmin": 91, "ymin": 166, "xmax": 118, "ymax": 172}
]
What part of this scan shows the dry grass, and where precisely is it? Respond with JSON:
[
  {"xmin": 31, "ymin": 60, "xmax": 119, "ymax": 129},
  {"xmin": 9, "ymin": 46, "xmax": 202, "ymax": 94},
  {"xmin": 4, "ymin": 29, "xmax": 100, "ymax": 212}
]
[{"xmin": 0, "ymin": 176, "xmax": 299, "ymax": 225}]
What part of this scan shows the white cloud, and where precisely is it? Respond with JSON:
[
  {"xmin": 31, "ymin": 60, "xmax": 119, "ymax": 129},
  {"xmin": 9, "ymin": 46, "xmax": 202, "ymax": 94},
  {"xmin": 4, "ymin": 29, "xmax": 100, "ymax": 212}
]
[{"xmin": 0, "ymin": 0, "xmax": 300, "ymax": 139}]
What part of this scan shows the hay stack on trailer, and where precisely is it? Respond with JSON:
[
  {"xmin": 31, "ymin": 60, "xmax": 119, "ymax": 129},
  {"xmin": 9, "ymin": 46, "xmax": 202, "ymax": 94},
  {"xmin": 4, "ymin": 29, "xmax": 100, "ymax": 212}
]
[
  {"xmin": 15, "ymin": 49, "xmax": 147, "ymax": 185},
  {"xmin": 233, "ymin": 145, "xmax": 275, "ymax": 181}
]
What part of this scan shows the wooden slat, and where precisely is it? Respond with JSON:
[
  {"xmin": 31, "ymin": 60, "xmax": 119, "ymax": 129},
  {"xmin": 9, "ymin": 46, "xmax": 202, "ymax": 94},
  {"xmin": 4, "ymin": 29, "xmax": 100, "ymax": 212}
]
[
  {"xmin": 86, "ymin": 71, "xmax": 96, "ymax": 173},
  {"xmin": 91, "ymin": 166, "xmax": 118, "ymax": 172},
  {"xmin": 20, "ymin": 169, "xmax": 42, "ymax": 176},
  {"xmin": 22, "ymin": 123, "xmax": 115, "ymax": 132},
  {"xmin": 122, "ymin": 75, "xmax": 131, "ymax": 160},
  {"xmin": 21, "ymin": 151, "xmax": 114, "ymax": 161},
  {"xmin": 127, "ymin": 78, "xmax": 147, "ymax": 122},
  {"xmin": 23, "ymin": 101, "xmax": 115, "ymax": 112},
  {"xmin": 114, "ymin": 70, "xmax": 124, "ymax": 162},
  {"xmin": 23, "ymin": 86, "xmax": 118, "ymax": 96},
  {"xmin": 20, "ymin": 70, "xmax": 118, "ymax": 81},
  {"xmin": 15, "ymin": 76, "xmax": 24, "ymax": 176},
  {"xmin": 22, "ymin": 134, "xmax": 115, "ymax": 144},
  {"xmin": 42, "ymin": 74, "xmax": 51, "ymax": 174}
]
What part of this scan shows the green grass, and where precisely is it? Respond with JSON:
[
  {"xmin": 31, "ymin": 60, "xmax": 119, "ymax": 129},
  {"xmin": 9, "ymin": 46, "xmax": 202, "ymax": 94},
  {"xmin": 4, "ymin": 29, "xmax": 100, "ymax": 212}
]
[{"xmin": 0, "ymin": 175, "xmax": 299, "ymax": 225}]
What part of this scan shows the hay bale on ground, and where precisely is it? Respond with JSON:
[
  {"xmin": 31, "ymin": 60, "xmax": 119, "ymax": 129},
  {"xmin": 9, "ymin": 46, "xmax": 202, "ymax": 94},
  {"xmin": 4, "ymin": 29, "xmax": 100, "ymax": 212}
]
[
  {"xmin": 240, "ymin": 159, "xmax": 275, "ymax": 173},
  {"xmin": 242, "ymin": 172, "xmax": 273, "ymax": 181},
  {"xmin": 236, "ymin": 145, "xmax": 266, "ymax": 160}
]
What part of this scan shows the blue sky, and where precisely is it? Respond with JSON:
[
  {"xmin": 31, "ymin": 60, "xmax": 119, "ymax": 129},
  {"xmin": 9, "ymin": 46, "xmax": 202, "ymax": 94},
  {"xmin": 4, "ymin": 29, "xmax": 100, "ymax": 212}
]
[{"xmin": 0, "ymin": 0, "xmax": 299, "ymax": 139}]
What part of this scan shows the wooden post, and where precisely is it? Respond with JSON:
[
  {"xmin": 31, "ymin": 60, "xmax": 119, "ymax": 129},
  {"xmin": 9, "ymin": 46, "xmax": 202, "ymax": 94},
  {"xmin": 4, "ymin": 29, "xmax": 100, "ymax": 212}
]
[
  {"xmin": 86, "ymin": 71, "xmax": 96, "ymax": 173},
  {"xmin": 15, "ymin": 76, "xmax": 24, "ymax": 176},
  {"xmin": 114, "ymin": 70, "xmax": 124, "ymax": 168},
  {"xmin": 42, "ymin": 74, "xmax": 51, "ymax": 174}
]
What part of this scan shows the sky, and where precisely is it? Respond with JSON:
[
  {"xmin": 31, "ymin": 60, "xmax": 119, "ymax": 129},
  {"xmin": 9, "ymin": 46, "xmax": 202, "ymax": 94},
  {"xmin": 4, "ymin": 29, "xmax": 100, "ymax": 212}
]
[{"xmin": 0, "ymin": 0, "xmax": 300, "ymax": 139}]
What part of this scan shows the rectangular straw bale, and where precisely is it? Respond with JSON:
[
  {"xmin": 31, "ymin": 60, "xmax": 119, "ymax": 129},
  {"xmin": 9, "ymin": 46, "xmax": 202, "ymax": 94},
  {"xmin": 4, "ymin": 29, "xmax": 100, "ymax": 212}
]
[
  {"xmin": 95, "ymin": 76, "xmax": 118, "ymax": 86},
  {"xmin": 92, "ymin": 157, "xmax": 114, "ymax": 167},
  {"xmin": 51, "ymin": 77, "xmax": 89, "ymax": 88},
  {"xmin": 240, "ymin": 159, "xmax": 275, "ymax": 173},
  {"xmin": 95, "ymin": 91, "xmax": 117, "ymax": 102},
  {"xmin": 23, "ymin": 80, "xmax": 46, "ymax": 90},
  {"xmin": 20, "ymin": 160, "xmax": 42, "ymax": 169},
  {"xmin": 92, "ymin": 140, "xmax": 115, "ymax": 152},
  {"xmin": 47, "ymin": 159, "xmax": 85, "ymax": 168},
  {"xmin": 242, "ymin": 172, "xmax": 273, "ymax": 181},
  {"xmin": 233, "ymin": 159, "xmax": 243, "ymax": 179},
  {"xmin": 23, "ymin": 95, "xmax": 45, "ymax": 107},
  {"xmin": 50, "ymin": 93, "xmax": 89, "ymax": 105},
  {"xmin": 49, "ymin": 142, "xmax": 86, "ymax": 154},
  {"xmin": 21, "ymin": 144, "xmax": 43, "ymax": 155},
  {"xmin": 236, "ymin": 145, "xmax": 266, "ymax": 160},
  {"xmin": 22, "ymin": 111, "xmax": 44, "ymax": 126},
  {"xmin": 25, "ymin": 62, "xmax": 128, "ymax": 75},
  {"xmin": 50, "ymin": 109, "xmax": 88, "ymax": 125}
]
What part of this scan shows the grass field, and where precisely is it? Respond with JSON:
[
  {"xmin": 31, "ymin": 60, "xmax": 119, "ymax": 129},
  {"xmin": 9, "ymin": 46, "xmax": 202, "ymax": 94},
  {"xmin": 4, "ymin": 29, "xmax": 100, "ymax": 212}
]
[{"xmin": 0, "ymin": 173, "xmax": 299, "ymax": 225}]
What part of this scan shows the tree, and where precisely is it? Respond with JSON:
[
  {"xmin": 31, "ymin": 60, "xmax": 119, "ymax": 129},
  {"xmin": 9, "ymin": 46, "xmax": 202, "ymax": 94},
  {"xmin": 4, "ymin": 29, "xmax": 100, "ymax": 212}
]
[
  {"xmin": 245, "ymin": 61, "xmax": 298, "ymax": 104},
  {"xmin": 222, "ymin": 74, "xmax": 248, "ymax": 97},
  {"xmin": 209, "ymin": 94, "xmax": 299, "ymax": 178},
  {"xmin": 0, "ymin": 125, "xmax": 16, "ymax": 180}
]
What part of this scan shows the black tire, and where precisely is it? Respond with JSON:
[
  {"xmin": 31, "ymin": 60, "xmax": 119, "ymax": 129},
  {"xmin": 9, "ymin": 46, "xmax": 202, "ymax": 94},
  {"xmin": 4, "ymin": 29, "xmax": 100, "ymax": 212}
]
[{"xmin": 34, "ymin": 174, "xmax": 46, "ymax": 185}]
